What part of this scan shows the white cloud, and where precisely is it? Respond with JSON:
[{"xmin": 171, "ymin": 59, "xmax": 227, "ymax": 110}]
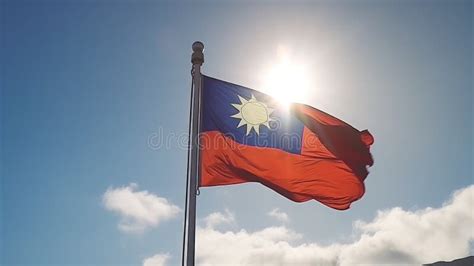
[
  {"xmin": 202, "ymin": 209, "xmax": 235, "ymax": 229},
  {"xmin": 196, "ymin": 185, "xmax": 474, "ymax": 265},
  {"xmin": 143, "ymin": 253, "xmax": 170, "ymax": 266},
  {"xmin": 103, "ymin": 183, "xmax": 181, "ymax": 233},
  {"xmin": 267, "ymin": 208, "xmax": 290, "ymax": 223}
]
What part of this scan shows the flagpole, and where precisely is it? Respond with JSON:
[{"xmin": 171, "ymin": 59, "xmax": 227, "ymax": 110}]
[{"xmin": 183, "ymin": 41, "xmax": 204, "ymax": 266}]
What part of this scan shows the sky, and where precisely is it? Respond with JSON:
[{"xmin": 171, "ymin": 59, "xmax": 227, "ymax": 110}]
[{"xmin": 1, "ymin": 0, "xmax": 473, "ymax": 265}]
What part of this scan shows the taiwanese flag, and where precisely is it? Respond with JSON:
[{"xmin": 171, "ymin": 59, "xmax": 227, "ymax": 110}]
[{"xmin": 199, "ymin": 76, "xmax": 374, "ymax": 210}]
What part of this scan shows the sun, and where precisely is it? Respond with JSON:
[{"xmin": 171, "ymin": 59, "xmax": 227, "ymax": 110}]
[
  {"xmin": 231, "ymin": 94, "xmax": 274, "ymax": 135},
  {"xmin": 260, "ymin": 47, "xmax": 312, "ymax": 107}
]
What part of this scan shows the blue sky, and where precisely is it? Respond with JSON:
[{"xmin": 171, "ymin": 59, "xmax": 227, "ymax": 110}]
[{"xmin": 1, "ymin": 1, "xmax": 472, "ymax": 265}]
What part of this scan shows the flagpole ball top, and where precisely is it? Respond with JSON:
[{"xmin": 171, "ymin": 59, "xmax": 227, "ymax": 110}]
[
  {"xmin": 192, "ymin": 41, "xmax": 204, "ymax": 65},
  {"xmin": 192, "ymin": 41, "xmax": 204, "ymax": 52}
]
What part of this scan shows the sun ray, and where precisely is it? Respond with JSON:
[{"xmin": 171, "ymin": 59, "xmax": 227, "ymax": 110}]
[
  {"xmin": 254, "ymin": 125, "xmax": 260, "ymax": 135},
  {"xmin": 237, "ymin": 119, "xmax": 247, "ymax": 128},
  {"xmin": 231, "ymin": 113, "xmax": 242, "ymax": 119},
  {"xmin": 231, "ymin": 103, "xmax": 242, "ymax": 110},
  {"xmin": 246, "ymin": 125, "xmax": 252, "ymax": 135},
  {"xmin": 237, "ymin": 95, "xmax": 248, "ymax": 104}
]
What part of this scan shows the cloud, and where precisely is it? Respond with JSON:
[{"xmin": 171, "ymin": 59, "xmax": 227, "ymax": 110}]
[
  {"xmin": 339, "ymin": 185, "xmax": 474, "ymax": 265},
  {"xmin": 196, "ymin": 185, "xmax": 474, "ymax": 265},
  {"xmin": 143, "ymin": 253, "xmax": 170, "ymax": 266},
  {"xmin": 202, "ymin": 209, "xmax": 235, "ymax": 229},
  {"xmin": 103, "ymin": 183, "xmax": 181, "ymax": 233},
  {"xmin": 267, "ymin": 208, "xmax": 290, "ymax": 223}
]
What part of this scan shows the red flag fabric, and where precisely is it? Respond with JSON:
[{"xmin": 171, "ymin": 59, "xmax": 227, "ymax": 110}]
[{"xmin": 199, "ymin": 76, "xmax": 374, "ymax": 210}]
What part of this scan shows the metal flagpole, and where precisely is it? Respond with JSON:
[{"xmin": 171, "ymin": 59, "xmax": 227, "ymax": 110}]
[{"xmin": 183, "ymin": 41, "xmax": 204, "ymax": 266}]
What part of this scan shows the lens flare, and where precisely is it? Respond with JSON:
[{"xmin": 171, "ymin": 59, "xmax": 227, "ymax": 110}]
[{"xmin": 260, "ymin": 48, "xmax": 312, "ymax": 107}]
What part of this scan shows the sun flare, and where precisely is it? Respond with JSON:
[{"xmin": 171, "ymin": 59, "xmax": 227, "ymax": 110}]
[{"xmin": 260, "ymin": 48, "xmax": 312, "ymax": 107}]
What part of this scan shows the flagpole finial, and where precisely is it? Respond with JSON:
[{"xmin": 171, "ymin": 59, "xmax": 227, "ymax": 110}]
[{"xmin": 192, "ymin": 41, "xmax": 204, "ymax": 65}]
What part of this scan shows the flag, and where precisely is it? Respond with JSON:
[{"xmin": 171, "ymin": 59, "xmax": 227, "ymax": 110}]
[{"xmin": 199, "ymin": 75, "xmax": 374, "ymax": 210}]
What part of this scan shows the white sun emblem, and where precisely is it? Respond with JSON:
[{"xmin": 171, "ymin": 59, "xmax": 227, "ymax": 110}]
[{"xmin": 230, "ymin": 94, "xmax": 275, "ymax": 135}]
